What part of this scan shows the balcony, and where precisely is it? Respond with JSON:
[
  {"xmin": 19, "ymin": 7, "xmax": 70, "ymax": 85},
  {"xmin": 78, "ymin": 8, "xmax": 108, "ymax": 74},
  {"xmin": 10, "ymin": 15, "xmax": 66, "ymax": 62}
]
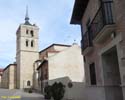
[
  {"xmin": 90, "ymin": 1, "xmax": 115, "ymax": 43},
  {"xmin": 81, "ymin": 1, "xmax": 115, "ymax": 52},
  {"xmin": 81, "ymin": 31, "xmax": 93, "ymax": 54}
]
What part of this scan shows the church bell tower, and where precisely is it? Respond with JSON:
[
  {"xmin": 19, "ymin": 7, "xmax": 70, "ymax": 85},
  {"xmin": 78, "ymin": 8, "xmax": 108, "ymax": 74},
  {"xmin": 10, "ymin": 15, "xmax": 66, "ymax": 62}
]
[{"xmin": 16, "ymin": 7, "xmax": 39, "ymax": 89}]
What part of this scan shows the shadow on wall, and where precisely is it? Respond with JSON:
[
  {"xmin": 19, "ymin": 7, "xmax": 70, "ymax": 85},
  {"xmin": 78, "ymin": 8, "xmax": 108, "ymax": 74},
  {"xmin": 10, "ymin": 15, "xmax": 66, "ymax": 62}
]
[{"xmin": 48, "ymin": 76, "xmax": 86, "ymax": 100}]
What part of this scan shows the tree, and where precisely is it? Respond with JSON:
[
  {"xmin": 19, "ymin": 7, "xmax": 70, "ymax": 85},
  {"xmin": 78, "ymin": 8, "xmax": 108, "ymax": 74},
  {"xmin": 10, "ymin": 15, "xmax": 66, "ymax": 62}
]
[{"xmin": 51, "ymin": 82, "xmax": 65, "ymax": 100}]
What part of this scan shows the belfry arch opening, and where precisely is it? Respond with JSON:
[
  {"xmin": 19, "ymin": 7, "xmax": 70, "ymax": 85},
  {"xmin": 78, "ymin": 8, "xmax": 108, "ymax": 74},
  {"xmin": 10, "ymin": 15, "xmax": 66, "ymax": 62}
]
[
  {"xmin": 31, "ymin": 40, "xmax": 34, "ymax": 47},
  {"xmin": 26, "ymin": 40, "xmax": 29, "ymax": 47}
]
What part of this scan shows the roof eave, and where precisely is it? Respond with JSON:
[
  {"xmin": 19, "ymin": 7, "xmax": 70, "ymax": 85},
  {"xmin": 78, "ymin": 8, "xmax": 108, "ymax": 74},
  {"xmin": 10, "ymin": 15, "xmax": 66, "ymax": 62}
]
[{"xmin": 70, "ymin": 0, "xmax": 89, "ymax": 25}]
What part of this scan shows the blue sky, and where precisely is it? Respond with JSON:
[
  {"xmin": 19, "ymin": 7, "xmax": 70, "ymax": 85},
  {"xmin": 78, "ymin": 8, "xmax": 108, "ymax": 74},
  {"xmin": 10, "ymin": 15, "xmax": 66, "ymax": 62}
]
[{"xmin": 0, "ymin": 0, "xmax": 81, "ymax": 68}]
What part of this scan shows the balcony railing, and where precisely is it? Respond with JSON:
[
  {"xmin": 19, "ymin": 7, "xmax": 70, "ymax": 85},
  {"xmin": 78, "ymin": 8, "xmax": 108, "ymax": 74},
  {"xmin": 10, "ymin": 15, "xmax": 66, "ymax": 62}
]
[
  {"xmin": 90, "ymin": 1, "xmax": 114, "ymax": 39},
  {"xmin": 81, "ymin": 1, "xmax": 114, "ymax": 51},
  {"xmin": 81, "ymin": 31, "xmax": 93, "ymax": 51}
]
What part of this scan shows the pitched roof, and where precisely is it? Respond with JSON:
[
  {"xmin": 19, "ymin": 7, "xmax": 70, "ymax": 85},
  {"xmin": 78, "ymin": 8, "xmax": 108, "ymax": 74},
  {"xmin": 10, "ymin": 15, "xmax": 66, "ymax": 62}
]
[
  {"xmin": 39, "ymin": 44, "xmax": 71, "ymax": 53},
  {"xmin": 3, "ymin": 64, "xmax": 17, "ymax": 71}
]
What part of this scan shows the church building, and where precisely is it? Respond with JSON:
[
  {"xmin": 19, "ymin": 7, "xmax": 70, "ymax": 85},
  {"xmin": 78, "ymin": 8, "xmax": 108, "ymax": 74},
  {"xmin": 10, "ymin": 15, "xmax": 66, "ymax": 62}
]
[
  {"xmin": 16, "ymin": 8, "xmax": 39, "ymax": 89},
  {"xmin": 1, "ymin": 9, "xmax": 85, "ymax": 99}
]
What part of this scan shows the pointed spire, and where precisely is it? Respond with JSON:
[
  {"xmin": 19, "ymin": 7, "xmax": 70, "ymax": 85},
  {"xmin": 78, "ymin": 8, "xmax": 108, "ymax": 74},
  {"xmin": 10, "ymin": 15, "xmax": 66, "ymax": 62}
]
[
  {"xmin": 25, "ymin": 6, "xmax": 29, "ymax": 20},
  {"xmin": 25, "ymin": 6, "xmax": 31, "ymax": 25}
]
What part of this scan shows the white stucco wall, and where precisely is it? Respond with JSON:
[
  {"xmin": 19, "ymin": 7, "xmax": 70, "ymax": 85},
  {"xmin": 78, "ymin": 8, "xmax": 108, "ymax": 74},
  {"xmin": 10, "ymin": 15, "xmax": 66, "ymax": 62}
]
[
  {"xmin": 47, "ymin": 44, "xmax": 85, "ymax": 100},
  {"xmin": 48, "ymin": 44, "xmax": 84, "ymax": 82}
]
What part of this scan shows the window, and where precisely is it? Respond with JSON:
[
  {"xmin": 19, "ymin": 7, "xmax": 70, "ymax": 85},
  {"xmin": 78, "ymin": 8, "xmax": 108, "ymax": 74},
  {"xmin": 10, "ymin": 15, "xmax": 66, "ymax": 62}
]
[
  {"xmin": 89, "ymin": 63, "xmax": 97, "ymax": 85},
  {"xmin": 30, "ymin": 30, "xmax": 34, "ymax": 37},
  {"xmin": 26, "ymin": 40, "xmax": 29, "ymax": 47},
  {"xmin": 26, "ymin": 30, "xmax": 29, "ymax": 34},
  {"xmin": 27, "ymin": 81, "xmax": 30, "ymax": 86},
  {"xmin": 31, "ymin": 40, "xmax": 34, "ymax": 47}
]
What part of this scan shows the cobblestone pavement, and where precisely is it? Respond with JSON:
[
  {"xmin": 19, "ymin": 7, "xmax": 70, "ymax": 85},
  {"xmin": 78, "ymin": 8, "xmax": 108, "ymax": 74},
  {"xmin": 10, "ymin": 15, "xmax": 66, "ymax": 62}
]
[{"xmin": 0, "ymin": 88, "xmax": 44, "ymax": 100}]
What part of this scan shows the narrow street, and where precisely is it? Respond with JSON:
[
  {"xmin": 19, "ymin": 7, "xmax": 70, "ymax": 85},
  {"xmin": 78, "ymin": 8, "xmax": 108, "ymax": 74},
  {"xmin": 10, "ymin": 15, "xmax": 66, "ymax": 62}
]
[{"xmin": 0, "ymin": 88, "xmax": 44, "ymax": 100}]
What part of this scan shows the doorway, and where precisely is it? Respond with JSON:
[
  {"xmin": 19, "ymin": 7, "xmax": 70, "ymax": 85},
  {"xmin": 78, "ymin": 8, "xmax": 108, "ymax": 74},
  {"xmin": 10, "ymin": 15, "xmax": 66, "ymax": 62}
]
[{"xmin": 102, "ymin": 46, "xmax": 123, "ymax": 100}]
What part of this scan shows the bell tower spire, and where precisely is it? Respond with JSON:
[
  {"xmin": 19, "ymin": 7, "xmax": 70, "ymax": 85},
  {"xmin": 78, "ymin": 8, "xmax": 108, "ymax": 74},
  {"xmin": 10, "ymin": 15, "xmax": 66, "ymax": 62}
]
[
  {"xmin": 16, "ymin": 6, "xmax": 39, "ymax": 88},
  {"xmin": 25, "ymin": 6, "xmax": 30, "ymax": 25}
]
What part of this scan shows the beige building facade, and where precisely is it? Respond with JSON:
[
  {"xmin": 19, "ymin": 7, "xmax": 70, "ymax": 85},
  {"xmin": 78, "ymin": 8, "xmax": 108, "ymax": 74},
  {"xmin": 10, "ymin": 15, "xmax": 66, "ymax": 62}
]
[
  {"xmin": 37, "ymin": 44, "xmax": 85, "ymax": 100},
  {"xmin": 1, "ymin": 64, "xmax": 17, "ymax": 89},
  {"xmin": 71, "ymin": 0, "xmax": 125, "ymax": 100},
  {"xmin": 16, "ymin": 11, "xmax": 39, "ymax": 89}
]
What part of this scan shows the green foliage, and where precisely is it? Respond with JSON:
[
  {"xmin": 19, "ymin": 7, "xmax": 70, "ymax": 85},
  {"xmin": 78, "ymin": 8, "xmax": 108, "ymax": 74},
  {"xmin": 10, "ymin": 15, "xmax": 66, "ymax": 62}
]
[
  {"xmin": 44, "ymin": 82, "xmax": 65, "ymax": 100},
  {"xmin": 51, "ymin": 82, "xmax": 65, "ymax": 100}
]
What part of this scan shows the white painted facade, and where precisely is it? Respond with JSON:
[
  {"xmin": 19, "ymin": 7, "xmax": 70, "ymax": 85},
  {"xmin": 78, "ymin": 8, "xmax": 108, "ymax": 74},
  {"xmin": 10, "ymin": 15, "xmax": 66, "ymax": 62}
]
[
  {"xmin": 48, "ymin": 44, "xmax": 84, "ymax": 82},
  {"xmin": 38, "ymin": 44, "xmax": 85, "ymax": 100}
]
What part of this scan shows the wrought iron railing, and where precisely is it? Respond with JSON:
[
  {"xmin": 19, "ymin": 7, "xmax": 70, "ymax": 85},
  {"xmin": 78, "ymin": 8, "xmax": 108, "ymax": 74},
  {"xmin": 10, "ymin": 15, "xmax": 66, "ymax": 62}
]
[
  {"xmin": 90, "ymin": 1, "xmax": 114, "ymax": 38},
  {"xmin": 81, "ymin": 1, "xmax": 114, "ymax": 51}
]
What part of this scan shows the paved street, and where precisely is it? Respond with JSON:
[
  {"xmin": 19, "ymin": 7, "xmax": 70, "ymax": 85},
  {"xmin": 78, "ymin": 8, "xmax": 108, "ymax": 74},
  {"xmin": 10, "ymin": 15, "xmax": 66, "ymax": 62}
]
[{"xmin": 0, "ymin": 88, "xmax": 44, "ymax": 100}]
